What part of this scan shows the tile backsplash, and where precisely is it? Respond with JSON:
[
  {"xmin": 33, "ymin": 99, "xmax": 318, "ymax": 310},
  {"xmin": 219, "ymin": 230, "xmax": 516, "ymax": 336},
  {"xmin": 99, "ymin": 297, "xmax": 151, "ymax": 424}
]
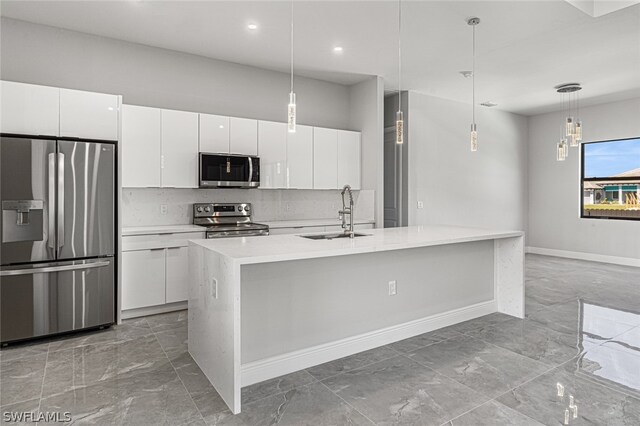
[{"xmin": 121, "ymin": 188, "xmax": 375, "ymax": 227}]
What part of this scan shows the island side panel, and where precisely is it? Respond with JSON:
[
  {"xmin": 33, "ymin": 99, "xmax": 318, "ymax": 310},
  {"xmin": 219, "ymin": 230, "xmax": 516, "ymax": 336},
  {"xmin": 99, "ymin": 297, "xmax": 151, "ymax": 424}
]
[
  {"xmin": 494, "ymin": 235, "xmax": 525, "ymax": 318},
  {"xmin": 188, "ymin": 243, "xmax": 242, "ymax": 414},
  {"xmin": 240, "ymin": 240, "xmax": 495, "ymax": 366}
]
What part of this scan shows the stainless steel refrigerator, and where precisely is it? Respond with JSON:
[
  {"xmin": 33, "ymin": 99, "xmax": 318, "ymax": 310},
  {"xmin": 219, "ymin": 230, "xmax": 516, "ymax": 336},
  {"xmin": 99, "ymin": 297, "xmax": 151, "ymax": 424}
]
[{"xmin": 1, "ymin": 135, "xmax": 115, "ymax": 344}]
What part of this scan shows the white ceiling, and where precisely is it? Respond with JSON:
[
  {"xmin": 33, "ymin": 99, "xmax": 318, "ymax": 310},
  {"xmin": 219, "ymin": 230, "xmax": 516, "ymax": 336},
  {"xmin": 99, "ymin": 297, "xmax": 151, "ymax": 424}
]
[{"xmin": 1, "ymin": 0, "xmax": 639, "ymax": 116}]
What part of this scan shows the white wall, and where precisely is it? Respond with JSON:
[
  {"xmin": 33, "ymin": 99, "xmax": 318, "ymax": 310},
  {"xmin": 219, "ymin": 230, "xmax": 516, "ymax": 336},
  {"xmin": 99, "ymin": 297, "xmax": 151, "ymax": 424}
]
[
  {"xmin": 407, "ymin": 92, "xmax": 529, "ymax": 231},
  {"xmin": 0, "ymin": 17, "xmax": 351, "ymax": 129},
  {"xmin": 528, "ymin": 97, "xmax": 640, "ymax": 261},
  {"xmin": 348, "ymin": 76, "xmax": 384, "ymax": 227}
]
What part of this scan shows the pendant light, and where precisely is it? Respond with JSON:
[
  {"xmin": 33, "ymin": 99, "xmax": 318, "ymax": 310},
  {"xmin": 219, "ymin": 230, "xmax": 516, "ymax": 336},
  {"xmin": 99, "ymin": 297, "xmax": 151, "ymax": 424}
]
[
  {"xmin": 555, "ymin": 83, "xmax": 582, "ymax": 160},
  {"xmin": 395, "ymin": 0, "xmax": 404, "ymax": 145},
  {"xmin": 468, "ymin": 17, "xmax": 480, "ymax": 152},
  {"xmin": 287, "ymin": 1, "xmax": 296, "ymax": 133}
]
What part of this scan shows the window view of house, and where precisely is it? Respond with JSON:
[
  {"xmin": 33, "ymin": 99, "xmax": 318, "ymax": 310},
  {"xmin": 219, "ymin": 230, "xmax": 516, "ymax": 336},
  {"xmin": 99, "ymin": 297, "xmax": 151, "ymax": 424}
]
[{"xmin": 582, "ymin": 138, "xmax": 640, "ymax": 220}]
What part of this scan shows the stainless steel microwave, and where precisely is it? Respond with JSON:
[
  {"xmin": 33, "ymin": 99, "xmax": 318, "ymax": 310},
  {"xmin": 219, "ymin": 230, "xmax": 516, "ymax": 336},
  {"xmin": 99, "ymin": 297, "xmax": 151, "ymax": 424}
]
[{"xmin": 199, "ymin": 153, "xmax": 260, "ymax": 188}]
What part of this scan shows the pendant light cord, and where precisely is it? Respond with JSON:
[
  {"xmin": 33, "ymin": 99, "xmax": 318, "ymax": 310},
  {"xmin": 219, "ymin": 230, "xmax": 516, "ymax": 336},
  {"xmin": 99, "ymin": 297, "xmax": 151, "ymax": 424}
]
[
  {"xmin": 472, "ymin": 22, "xmax": 476, "ymax": 126},
  {"xmin": 290, "ymin": 1, "xmax": 294, "ymax": 93},
  {"xmin": 398, "ymin": 0, "xmax": 402, "ymax": 110}
]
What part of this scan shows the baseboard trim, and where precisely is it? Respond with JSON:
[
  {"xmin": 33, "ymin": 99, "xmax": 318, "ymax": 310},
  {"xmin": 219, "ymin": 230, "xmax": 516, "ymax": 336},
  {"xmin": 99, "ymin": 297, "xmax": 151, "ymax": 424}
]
[
  {"xmin": 240, "ymin": 300, "xmax": 496, "ymax": 386},
  {"xmin": 526, "ymin": 246, "xmax": 640, "ymax": 268},
  {"xmin": 121, "ymin": 301, "xmax": 187, "ymax": 320}
]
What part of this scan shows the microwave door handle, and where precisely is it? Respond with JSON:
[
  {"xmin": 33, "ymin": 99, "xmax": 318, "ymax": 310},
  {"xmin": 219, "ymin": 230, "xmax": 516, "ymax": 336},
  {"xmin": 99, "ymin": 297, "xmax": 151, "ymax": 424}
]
[
  {"xmin": 57, "ymin": 152, "xmax": 65, "ymax": 251},
  {"xmin": 47, "ymin": 153, "xmax": 56, "ymax": 249},
  {"xmin": 248, "ymin": 157, "xmax": 253, "ymax": 184}
]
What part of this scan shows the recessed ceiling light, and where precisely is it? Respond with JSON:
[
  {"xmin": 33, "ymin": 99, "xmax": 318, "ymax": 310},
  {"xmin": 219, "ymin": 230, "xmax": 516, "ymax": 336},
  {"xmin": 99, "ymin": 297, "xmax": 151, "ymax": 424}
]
[
  {"xmin": 480, "ymin": 101, "xmax": 497, "ymax": 107},
  {"xmin": 247, "ymin": 23, "xmax": 258, "ymax": 30},
  {"xmin": 333, "ymin": 46, "xmax": 344, "ymax": 53},
  {"xmin": 219, "ymin": 125, "xmax": 224, "ymax": 129}
]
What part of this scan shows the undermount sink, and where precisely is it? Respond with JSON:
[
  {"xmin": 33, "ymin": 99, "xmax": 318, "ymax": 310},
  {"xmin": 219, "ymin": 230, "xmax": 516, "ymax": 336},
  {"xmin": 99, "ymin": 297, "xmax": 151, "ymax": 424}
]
[{"xmin": 300, "ymin": 233, "xmax": 371, "ymax": 240}]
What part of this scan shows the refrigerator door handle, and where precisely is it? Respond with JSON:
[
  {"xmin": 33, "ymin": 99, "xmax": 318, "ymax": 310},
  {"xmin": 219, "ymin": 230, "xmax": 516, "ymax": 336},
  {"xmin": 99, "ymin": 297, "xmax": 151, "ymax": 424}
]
[
  {"xmin": 47, "ymin": 153, "xmax": 56, "ymax": 249},
  {"xmin": 0, "ymin": 259, "xmax": 111, "ymax": 277},
  {"xmin": 57, "ymin": 152, "xmax": 65, "ymax": 251}
]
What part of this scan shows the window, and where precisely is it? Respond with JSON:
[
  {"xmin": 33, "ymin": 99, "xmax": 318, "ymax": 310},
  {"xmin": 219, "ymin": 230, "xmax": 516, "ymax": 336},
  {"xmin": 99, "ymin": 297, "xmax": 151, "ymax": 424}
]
[{"xmin": 581, "ymin": 137, "xmax": 640, "ymax": 220}]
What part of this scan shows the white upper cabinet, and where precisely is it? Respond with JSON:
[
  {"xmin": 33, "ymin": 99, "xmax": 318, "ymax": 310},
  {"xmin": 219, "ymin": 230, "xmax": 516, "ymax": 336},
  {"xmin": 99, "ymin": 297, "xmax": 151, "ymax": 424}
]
[
  {"xmin": 161, "ymin": 109, "xmax": 199, "ymax": 188},
  {"xmin": 287, "ymin": 125, "xmax": 313, "ymax": 189},
  {"xmin": 60, "ymin": 88, "xmax": 119, "ymax": 140},
  {"xmin": 337, "ymin": 130, "xmax": 361, "ymax": 190},
  {"xmin": 0, "ymin": 81, "xmax": 59, "ymax": 137},
  {"xmin": 230, "ymin": 117, "xmax": 258, "ymax": 156},
  {"xmin": 121, "ymin": 105, "xmax": 161, "ymax": 188},
  {"xmin": 258, "ymin": 121, "xmax": 287, "ymax": 188},
  {"xmin": 200, "ymin": 114, "xmax": 230, "ymax": 153},
  {"xmin": 313, "ymin": 127, "xmax": 338, "ymax": 189}
]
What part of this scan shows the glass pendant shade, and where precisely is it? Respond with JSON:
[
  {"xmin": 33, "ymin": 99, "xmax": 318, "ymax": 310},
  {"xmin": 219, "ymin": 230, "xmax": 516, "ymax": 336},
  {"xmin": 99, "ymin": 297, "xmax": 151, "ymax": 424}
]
[
  {"xmin": 287, "ymin": 91, "xmax": 296, "ymax": 133},
  {"xmin": 575, "ymin": 121, "xmax": 582, "ymax": 142},
  {"xmin": 565, "ymin": 117, "xmax": 574, "ymax": 137},
  {"xmin": 568, "ymin": 133, "xmax": 579, "ymax": 147},
  {"xmin": 395, "ymin": 110, "xmax": 404, "ymax": 145},
  {"xmin": 557, "ymin": 139, "xmax": 567, "ymax": 161},
  {"xmin": 470, "ymin": 123, "xmax": 478, "ymax": 152}
]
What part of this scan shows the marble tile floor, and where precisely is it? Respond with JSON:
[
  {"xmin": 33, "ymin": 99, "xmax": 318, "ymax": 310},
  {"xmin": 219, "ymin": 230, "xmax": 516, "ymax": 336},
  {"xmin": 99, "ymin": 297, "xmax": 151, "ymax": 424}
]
[{"xmin": 1, "ymin": 254, "xmax": 639, "ymax": 425}]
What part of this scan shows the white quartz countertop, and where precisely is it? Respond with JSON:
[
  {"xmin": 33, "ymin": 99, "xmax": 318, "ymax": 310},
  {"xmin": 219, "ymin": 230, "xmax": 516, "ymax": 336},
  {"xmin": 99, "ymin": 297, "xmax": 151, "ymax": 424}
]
[
  {"xmin": 190, "ymin": 225, "xmax": 524, "ymax": 265},
  {"xmin": 261, "ymin": 218, "xmax": 375, "ymax": 228},
  {"xmin": 122, "ymin": 225, "xmax": 205, "ymax": 236}
]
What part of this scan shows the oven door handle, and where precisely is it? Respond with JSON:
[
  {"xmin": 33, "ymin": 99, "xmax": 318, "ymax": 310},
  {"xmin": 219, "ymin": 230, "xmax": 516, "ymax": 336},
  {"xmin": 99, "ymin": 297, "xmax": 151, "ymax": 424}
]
[{"xmin": 207, "ymin": 230, "xmax": 268, "ymax": 239}]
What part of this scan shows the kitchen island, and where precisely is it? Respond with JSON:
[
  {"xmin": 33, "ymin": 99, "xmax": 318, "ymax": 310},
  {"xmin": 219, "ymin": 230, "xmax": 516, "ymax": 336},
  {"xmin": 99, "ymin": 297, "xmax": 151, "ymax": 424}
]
[{"xmin": 188, "ymin": 225, "xmax": 524, "ymax": 414}]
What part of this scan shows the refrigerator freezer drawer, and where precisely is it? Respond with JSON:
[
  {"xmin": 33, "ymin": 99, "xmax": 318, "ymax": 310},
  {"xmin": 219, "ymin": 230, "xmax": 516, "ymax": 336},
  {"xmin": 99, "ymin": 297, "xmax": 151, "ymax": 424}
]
[{"xmin": 0, "ymin": 258, "xmax": 115, "ymax": 343}]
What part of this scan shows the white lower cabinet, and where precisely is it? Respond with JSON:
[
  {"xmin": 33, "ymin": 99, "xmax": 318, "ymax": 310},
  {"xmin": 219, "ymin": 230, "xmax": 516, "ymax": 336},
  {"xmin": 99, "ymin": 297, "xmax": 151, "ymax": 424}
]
[
  {"xmin": 122, "ymin": 249, "xmax": 166, "ymax": 310},
  {"xmin": 165, "ymin": 246, "xmax": 189, "ymax": 303},
  {"xmin": 122, "ymin": 231, "xmax": 204, "ymax": 314}
]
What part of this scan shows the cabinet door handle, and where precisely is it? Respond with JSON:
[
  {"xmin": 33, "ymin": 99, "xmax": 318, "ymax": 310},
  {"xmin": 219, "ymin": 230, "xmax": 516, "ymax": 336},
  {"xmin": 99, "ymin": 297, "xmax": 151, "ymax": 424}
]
[{"xmin": 149, "ymin": 247, "xmax": 165, "ymax": 251}]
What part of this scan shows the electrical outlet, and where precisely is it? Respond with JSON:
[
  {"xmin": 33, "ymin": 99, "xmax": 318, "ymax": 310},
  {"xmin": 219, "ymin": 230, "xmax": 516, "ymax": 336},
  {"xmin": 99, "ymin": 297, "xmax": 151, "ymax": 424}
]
[
  {"xmin": 210, "ymin": 278, "xmax": 218, "ymax": 299},
  {"xmin": 388, "ymin": 280, "xmax": 397, "ymax": 296},
  {"xmin": 160, "ymin": 204, "xmax": 168, "ymax": 215},
  {"xmin": 417, "ymin": 201, "xmax": 424, "ymax": 209},
  {"xmin": 285, "ymin": 202, "xmax": 291, "ymax": 212}
]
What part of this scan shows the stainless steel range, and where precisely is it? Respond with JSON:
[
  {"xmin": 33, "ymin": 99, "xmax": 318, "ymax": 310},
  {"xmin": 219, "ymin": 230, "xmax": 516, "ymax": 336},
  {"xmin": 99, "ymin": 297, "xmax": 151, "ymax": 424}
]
[{"xmin": 193, "ymin": 203, "xmax": 269, "ymax": 239}]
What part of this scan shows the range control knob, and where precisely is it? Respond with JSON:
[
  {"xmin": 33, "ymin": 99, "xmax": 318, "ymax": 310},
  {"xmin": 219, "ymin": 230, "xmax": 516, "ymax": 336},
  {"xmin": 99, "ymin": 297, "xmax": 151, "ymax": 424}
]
[
  {"xmin": 204, "ymin": 206, "xmax": 211, "ymax": 212},
  {"xmin": 244, "ymin": 205, "xmax": 251, "ymax": 212},
  {"xmin": 196, "ymin": 207, "xmax": 203, "ymax": 213},
  {"xmin": 237, "ymin": 206, "xmax": 243, "ymax": 212}
]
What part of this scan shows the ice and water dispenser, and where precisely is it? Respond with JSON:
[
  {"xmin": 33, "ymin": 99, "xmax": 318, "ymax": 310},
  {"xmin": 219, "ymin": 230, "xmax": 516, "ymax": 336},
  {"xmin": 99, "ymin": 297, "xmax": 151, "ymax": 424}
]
[{"xmin": 1, "ymin": 200, "xmax": 44, "ymax": 243}]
